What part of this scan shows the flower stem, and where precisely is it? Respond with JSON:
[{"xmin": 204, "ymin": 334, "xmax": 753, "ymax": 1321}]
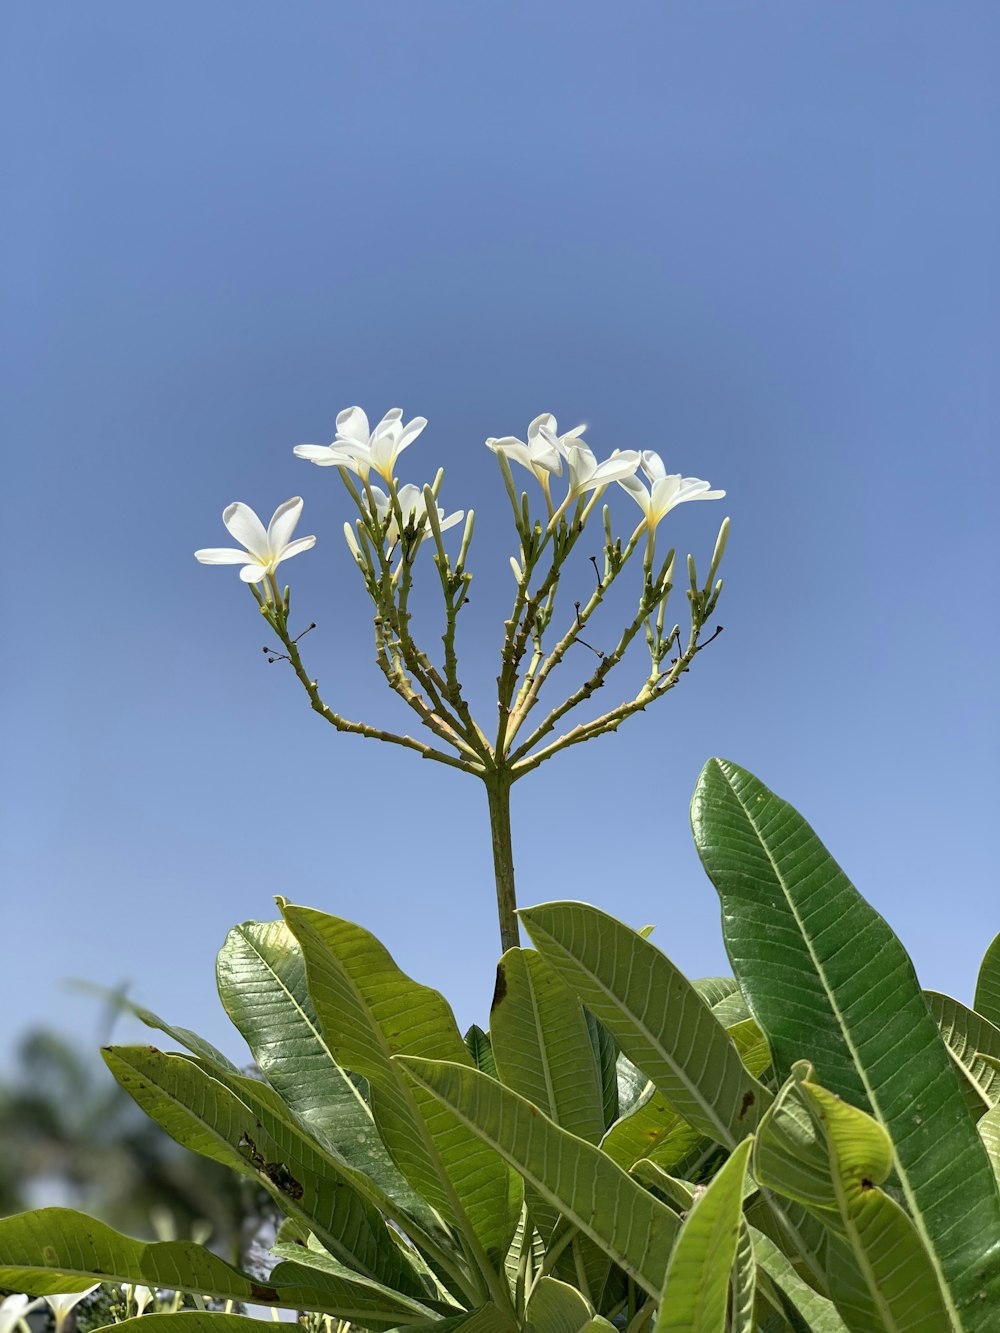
[{"xmin": 485, "ymin": 773, "xmax": 520, "ymax": 953}]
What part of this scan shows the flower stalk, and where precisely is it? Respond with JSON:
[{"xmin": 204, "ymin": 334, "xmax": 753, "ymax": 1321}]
[{"xmin": 197, "ymin": 408, "xmax": 727, "ymax": 954}]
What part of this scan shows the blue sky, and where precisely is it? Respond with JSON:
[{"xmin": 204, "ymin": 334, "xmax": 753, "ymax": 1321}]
[{"xmin": 3, "ymin": 2, "xmax": 998, "ymax": 1068}]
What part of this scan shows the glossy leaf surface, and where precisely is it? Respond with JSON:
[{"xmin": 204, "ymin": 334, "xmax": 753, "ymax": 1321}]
[
  {"xmin": 692, "ymin": 758, "xmax": 1000, "ymax": 1329},
  {"xmin": 520, "ymin": 902, "xmax": 771, "ymax": 1145}
]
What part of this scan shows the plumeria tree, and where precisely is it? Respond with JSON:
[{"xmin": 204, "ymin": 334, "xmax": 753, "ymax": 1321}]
[
  {"xmin": 196, "ymin": 407, "xmax": 727, "ymax": 952},
  {"xmin": 6, "ymin": 404, "xmax": 998, "ymax": 1333}
]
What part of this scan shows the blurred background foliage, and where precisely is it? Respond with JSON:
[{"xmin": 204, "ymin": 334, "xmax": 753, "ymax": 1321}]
[{"xmin": 0, "ymin": 1028, "xmax": 269, "ymax": 1268}]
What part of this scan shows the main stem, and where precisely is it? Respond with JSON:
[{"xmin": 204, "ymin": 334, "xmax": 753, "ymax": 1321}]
[{"xmin": 485, "ymin": 773, "xmax": 520, "ymax": 953}]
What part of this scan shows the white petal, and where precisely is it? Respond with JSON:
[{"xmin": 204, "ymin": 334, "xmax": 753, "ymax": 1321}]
[
  {"xmin": 396, "ymin": 415, "xmax": 427, "ymax": 451},
  {"xmin": 438, "ymin": 508, "xmax": 464, "ymax": 532},
  {"xmin": 375, "ymin": 408, "xmax": 404, "ymax": 435},
  {"xmin": 293, "ymin": 443, "xmax": 336, "ymax": 461},
  {"xmin": 640, "ymin": 450, "xmax": 667, "ymax": 483},
  {"xmin": 276, "ymin": 534, "xmax": 316, "ymax": 562},
  {"xmin": 588, "ymin": 451, "xmax": 641, "ymax": 487},
  {"xmin": 527, "ymin": 413, "xmax": 557, "ymax": 442},
  {"xmin": 491, "ymin": 440, "xmax": 533, "ymax": 471},
  {"xmin": 223, "ymin": 503, "xmax": 269, "ymax": 558},
  {"xmin": 267, "ymin": 497, "xmax": 303, "ymax": 552},
  {"xmin": 336, "ymin": 405, "xmax": 370, "ymax": 445},
  {"xmin": 194, "ymin": 547, "xmax": 254, "ymax": 565},
  {"xmin": 368, "ymin": 485, "xmax": 391, "ymax": 522},
  {"xmin": 617, "ymin": 475, "xmax": 651, "ymax": 510},
  {"xmin": 395, "ymin": 484, "xmax": 423, "ymax": 521},
  {"xmin": 239, "ymin": 562, "xmax": 269, "ymax": 582}
]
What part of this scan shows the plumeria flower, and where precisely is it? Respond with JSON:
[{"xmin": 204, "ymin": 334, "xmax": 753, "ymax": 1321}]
[
  {"xmin": 618, "ymin": 450, "xmax": 726, "ymax": 531},
  {"xmin": 0, "ymin": 1296, "xmax": 43, "ymax": 1333},
  {"xmin": 294, "ymin": 406, "xmax": 427, "ymax": 483},
  {"xmin": 556, "ymin": 436, "xmax": 641, "ymax": 497},
  {"xmin": 120, "ymin": 1285, "xmax": 155, "ymax": 1317},
  {"xmin": 194, "ymin": 498, "xmax": 316, "ymax": 583},
  {"xmin": 45, "ymin": 1288, "xmax": 101, "ymax": 1332},
  {"xmin": 486, "ymin": 413, "xmax": 568, "ymax": 491},
  {"xmin": 369, "ymin": 484, "xmax": 463, "ymax": 544}
]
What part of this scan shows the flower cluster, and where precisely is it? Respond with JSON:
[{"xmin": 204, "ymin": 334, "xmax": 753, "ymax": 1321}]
[{"xmin": 194, "ymin": 405, "xmax": 724, "ymax": 583}]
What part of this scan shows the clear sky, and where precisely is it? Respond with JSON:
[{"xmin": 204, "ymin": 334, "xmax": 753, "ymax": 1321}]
[{"xmin": 3, "ymin": 2, "xmax": 998, "ymax": 1069}]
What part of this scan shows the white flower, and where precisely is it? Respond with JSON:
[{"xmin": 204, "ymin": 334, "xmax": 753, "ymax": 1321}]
[
  {"xmin": 120, "ymin": 1285, "xmax": 155, "ymax": 1317},
  {"xmin": 45, "ymin": 1288, "xmax": 100, "ymax": 1330},
  {"xmin": 485, "ymin": 413, "xmax": 568, "ymax": 486},
  {"xmin": 369, "ymin": 485, "xmax": 463, "ymax": 544},
  {"xmin": 555, "ymin": 436, "xmax": 641, "ymax": 496},
  {"xmin": 294, "ymin": 406, "xmax": 427, "ymax": 482},
  {"xmin": 618, "ymin": 450, "xmax": 725, "ymax": 528},
  {"xmin": 195, "ymin": 498, "xmax": 316, "ymax": 583},
  {"xmin": 0, "ymin": 1296, "xmax": 43, "ymax": 1333}
]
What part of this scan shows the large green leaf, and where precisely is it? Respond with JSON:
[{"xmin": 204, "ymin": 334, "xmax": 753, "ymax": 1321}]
[
  {"xmin": 692, "ymin": 758, "xmax": 1000, "ymax": 1329},
  {"xmin": 749, "ymin": 1228, "xmax": 849, "ymax": 1333},
  {"xmin": 926, "ymin": 990, "xmax": 1000, "ymax": 1115},
  {"xmin": 281, "ymin": 904, "xmax": 520, "ymax": 1294},
  {"xmin": 396, "ymin": 1305, "xmax": 518, "ymax": 1333},
  {"xmin": 519, "ymin": 902, "xmax": 771, "ymax": 1145},
  {"xmin": 490, "ymin": 947, "xmax": 614, "ymax": 1302},
  {"xmin": 490, "ymin": 948, "xmax": 605, "ymax": 1145},
  {"xmin": 96, "ymin": 1320, "xmax": 283, "ymax": 1333},
  {"xmin": 655, "ymin": 1138, "xmax": 752, "ymax": 1333},
  {"xmin": 397, "ymin": 1057, "xmax": 681, "ymax": 1299},
  {"xmin": 0, "ymin": 1208, "xmax": 431, "ymax": 1322},
  {"xmin": 755, "ymin": 1063, "xmax": 953, "ymax": 1333},
  {"xmin": 102, "ymin": 1045, "xmax": 424, "ymax": 1298},
  {"xmin": 523, "ymin": 1277, "xmax": 614, "ymax": 1333},
  {"xmin": 216, "ymin": 920, "xmax": 439, "ymax": 1233},
  {"xmin": 974, "ymin": 933, "xmax": 1000, "ymax": 1027}
]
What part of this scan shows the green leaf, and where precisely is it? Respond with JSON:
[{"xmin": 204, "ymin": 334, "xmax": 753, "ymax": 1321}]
[
  {"xmin": 691, "ymin": 977, "xmax": 741, "ymax": 1009},
  {"xmin": 926, "ymin": 990, "xmax": 1000, "ymax": 1115},
  {"xmin": 395, "ymin": 1305, "xmax": 518, "ymax": 1333},
  {"xmin": 692, "ymin": 757, "xmax": 1000, "ymax": 1330},
  {"xmin": 978, "ymin": 1105, "xmax": 1000, "ymax": 1191},
  {"xmin": 490, "ymin": 948, "xmax": 605, "ymax": 1145},
  {"xmin": 97, "ymin": 1320, "xmax": 284, "ymax": 1333},
  {"xmin": 215, "ymin": 921, "xmax": 439, "ymax": 1234},
  {"xmin": 585, "ymin": 1009, "xmax": 621, "ymax": 1130},
  {"xmin": 0, "ymin": 1208, "xmax": 423, "ymax": 1320},
  {"xmin": 975, "ymin": 933, "xmax": 1000, "ymax": 1028},
  {"xmin": 490, "ymin": 948, "xmax": 614, "ymax": 1300},
  {"xmin": 465, "ymin": 1025, "xmax": 498, "ymax": 1077},
  {"xmin": 281, "ymin": 904, "xmax": 520, "ymax": 1287},
  {"xmin": 729, "ymin": 1214, "xmax": 757, "ymax": 1333},
  {"xmin": 519, "ymin": 902, "xmax": 771, "ymax": 1145},
  {"xmin": 601, "ymin": 1085, "xmax": 691, "ymax": 1174},
  {"xmin": 397, "ymin": 1057, "xmax": 681, "ymax": 1299},
  {"xmin": 755, "ymin": 1063, "xmax": 954, "ymax": 1333},
  {"xmin": 102, "ymin": 1045, "xmax": 424, "ymax": 1298},
  {"xmin": 749, "ymin": 1228, "xmax": 850, "ymax": 1333},
  {"xmin": 524, "ymin": 1277, "xmax": 614, "ymax": 1333},
  {"xmin": 655, "ymin": 1138, "xmax": 752, "ymax": 1333}
]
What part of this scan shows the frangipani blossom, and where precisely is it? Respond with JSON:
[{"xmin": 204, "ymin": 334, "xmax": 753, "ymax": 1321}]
[
  {"xmin": 486, "ymin": 413, "xmax": 568, "ymax": 487},
  {"xmin": 369, "ymin": 484, "xmax": 463, "ymax": 544},
  {"xmin": 294, "ymin": 407, "xmax": 427, "ymax": 482},
  {"xmin": 121, "ymin": 1286, "xmax": 155, "ymax": 1317},
  {"xmin": 45, "ymin": 1288, "xmax": 101, "ymax": 1331},
  {"xmin": 0, "ymin": 1296, "xmax": 44, "ymax": 1333},
  {"xmin": 556, "ymin": 437, "xmax": 641, "ymax": 496},
  {"xmin": 618, "ymin": 450, "xmax": 725, "ymax": 529},
  {"xmin": 195, "ymin": 498, "xmax": 316, "ymax": 583}
]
